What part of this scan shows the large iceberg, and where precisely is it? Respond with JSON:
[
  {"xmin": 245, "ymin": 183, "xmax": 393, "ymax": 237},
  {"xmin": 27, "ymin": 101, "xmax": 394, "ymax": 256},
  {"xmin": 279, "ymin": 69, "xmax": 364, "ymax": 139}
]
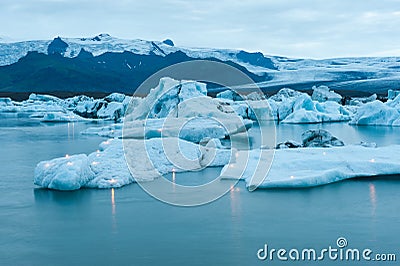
[
  {"xmin": 126, "ymin": 77, "xmax": 249, "ymax": 122},
  {"xmin": 34, "ymin": 138, "xmax": 233, "ymax": 190},
  {"xmin": 271, "ymin": 92, "xmax": 351, "ymax": 123},
  {"xmin": 350, "ymin": 95, "xmax": 400, "ymax": 126},
  {"xmin": 221, "ymin": 145, "xmax": 400, "ymax": 189}
]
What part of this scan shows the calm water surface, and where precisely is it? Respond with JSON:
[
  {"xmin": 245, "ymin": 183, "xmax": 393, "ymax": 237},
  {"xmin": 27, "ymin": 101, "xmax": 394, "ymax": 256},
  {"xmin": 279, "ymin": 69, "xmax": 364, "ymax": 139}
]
[{"xmin": 0, "ymin": 114, "xmax": 399, "ymax": 265}]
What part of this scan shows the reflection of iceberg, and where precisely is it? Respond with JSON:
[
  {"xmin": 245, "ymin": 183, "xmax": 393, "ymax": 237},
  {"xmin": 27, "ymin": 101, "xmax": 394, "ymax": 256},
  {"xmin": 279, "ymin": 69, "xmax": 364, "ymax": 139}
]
[{"xmin": 221, "ymin": 145, "xmax": 400, "ymax": 189}]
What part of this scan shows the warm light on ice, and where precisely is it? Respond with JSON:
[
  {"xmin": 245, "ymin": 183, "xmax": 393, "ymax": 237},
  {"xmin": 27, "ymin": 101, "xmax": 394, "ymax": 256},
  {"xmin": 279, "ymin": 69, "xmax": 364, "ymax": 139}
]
[
  {"xmin": 290, "ymin": 175, "xmax": 295, "ymax": 179},
  {"xmin": 369, "ymin": 159, "xmax": 376, "ymax": 163},
  {"xmin": 67, "ymin": 162, "xmax": 73, "ymax": 166}
]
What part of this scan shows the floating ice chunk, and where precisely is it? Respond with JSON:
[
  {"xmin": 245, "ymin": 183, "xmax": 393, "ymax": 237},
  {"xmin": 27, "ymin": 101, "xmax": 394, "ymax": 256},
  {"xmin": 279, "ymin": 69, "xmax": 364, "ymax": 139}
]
[
  {"xmin": 127, "ymin": 77, "xmax": 207, "ymax": 120},
  {"xmin": 279, "ymin": 95, "xmax": 351, "ymax": 123},
  {"xmin": 34, "ymin": 154, "xmax": 95, "ymax": 190},
  {"xmin": 311, "ymin": 85, "xmax": 342, "ymax": 103},
  {"xmin": 301, "ymin": 129, "xmax": 344, "ymax": 147},
  {"xmin": 221, "ymin": 145, "xmax": 400, "ymax": 189},
  {"xmin": 350, "ymin": 100, "xmax": 400, "ymax": 126},
  {"xmin": 275, "ymin": 140, "xmax": 302, "ymax": 149},
  {"xmin": 269, "ymin": 88, "xmax": 304, "ymax": 102},
  {"xmin": 34, "ymin": 137, "xmax": 234, "ymax": 190}
]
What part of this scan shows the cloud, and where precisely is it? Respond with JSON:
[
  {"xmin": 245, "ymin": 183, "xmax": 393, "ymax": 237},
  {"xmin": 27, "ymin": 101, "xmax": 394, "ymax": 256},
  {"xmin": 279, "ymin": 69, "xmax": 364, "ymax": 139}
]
[{"xmin": 1, "ymin": 0, "xmax": 400, "ymax": 58}]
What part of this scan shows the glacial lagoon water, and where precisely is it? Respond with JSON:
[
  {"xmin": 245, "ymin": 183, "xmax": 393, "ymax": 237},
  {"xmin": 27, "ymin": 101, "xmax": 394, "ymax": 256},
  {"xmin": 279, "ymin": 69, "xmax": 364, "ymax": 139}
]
[{"xmin": 1, "ymin": 113, "xmax": 399, "ymax": 265}]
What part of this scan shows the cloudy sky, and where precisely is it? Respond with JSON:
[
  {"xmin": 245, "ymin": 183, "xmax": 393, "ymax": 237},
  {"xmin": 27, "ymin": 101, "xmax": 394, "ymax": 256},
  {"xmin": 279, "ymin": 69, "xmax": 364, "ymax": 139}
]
[{"xmin": 1, "ymin": 0, "xmax": 400, "ymax": 58}]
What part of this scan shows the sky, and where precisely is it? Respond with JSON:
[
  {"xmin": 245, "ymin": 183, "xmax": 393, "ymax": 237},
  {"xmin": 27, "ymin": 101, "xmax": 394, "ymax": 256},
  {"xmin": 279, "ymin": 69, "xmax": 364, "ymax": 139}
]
[{"xmin": 1, "ymin": 0, "xmax": 400, "ymax": 59}]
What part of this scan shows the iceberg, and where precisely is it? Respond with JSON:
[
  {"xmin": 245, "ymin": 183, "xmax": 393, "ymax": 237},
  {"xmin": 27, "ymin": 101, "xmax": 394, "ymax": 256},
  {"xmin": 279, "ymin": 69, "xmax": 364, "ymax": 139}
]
[
  {"xmin": 34, "ymin": 154, "xmax": 95, "ymax": 191},
  {"xmin": 350, "ymin": 97, "xmax": 400, "ymax": 126},
  {"xmin": 0, "ymin": 92, "xmax": 136, "ymax": 122},
  {"xmin": 301, "ymin": 129, "xmax": 344, "ymax": 147},
  {"xmin": 262, "ymin": 88, "xmax": 352, "ymax": 123},
  {"xmin": 127, "ymin": 77, "xmax": 207, "ymax": 120},
  {"xmin": 221, "ymin": 145, "xmax": 400, "ymax": 189},
  {"xmin": 34, "ymin": 138, "xmax": 233, "ymax": 190},
  {"xmin": 125, "ymin": 77, "xmax": 249, "ymax": 122},
  {"xmin": 73, "ymin": 98, "xmax": 130, "ymax": 121},
  {"xmin": 278, "ymin": 94, "xmax": 351, "ymax": 123},
  {"xmin": 311, "ymin": 85, "xmax": 342, "ymax": 103}
]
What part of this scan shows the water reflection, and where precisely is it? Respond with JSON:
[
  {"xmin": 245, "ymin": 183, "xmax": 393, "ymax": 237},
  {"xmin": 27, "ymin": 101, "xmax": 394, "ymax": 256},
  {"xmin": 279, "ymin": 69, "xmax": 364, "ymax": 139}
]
[
  {"xmin": 229, "ymin": 185, "xmax": 241, "ymax": 216},
  {"xmin": 67, "ymin": 122, "xmax": 75, "ymax": 141},
  {"xmin": 172, "ymin": 170, "xmax": 176, "ymax": 192},
  {"xmin": 33, "ymin": 188, "xmax": 93, "ymax": 205},
  {"xmin": 369, "ymin": 183, "xmax": 377, "ymax": 216},
  {"xmin": 111, "ymin": 188, "xmax": 116, "ymax": 215},
  {"xmin": 111, "ymin": 188, "xmax": 117, "ymax": 232}
]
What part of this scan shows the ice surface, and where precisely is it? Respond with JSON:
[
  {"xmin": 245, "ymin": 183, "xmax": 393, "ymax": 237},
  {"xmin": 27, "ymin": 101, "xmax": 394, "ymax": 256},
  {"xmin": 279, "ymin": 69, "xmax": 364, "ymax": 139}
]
[{"xmin": 221, "ymin": 145, "xmax": 400, "ymax": 189}]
